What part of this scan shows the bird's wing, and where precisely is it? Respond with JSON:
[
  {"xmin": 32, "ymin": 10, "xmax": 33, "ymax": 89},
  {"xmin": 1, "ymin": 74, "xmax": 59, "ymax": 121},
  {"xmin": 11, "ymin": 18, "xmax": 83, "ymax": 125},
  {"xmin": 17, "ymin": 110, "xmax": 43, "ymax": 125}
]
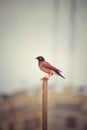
[{"xmin": 41, "ymin": 61, "xmax": 62, "ymax": 72}]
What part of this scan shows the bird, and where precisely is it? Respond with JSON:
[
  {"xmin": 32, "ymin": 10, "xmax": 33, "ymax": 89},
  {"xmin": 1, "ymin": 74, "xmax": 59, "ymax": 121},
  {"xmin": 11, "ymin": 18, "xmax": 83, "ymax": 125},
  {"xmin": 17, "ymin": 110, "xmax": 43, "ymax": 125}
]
[{"xmin": 35, "ymin": 56, "xmax": 65, "ymax": 79}]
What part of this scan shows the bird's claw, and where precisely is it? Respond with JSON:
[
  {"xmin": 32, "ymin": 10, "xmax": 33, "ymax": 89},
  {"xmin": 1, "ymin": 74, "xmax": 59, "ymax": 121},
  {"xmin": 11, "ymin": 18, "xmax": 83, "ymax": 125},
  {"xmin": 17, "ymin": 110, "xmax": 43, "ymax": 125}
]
[{"xmin": 40, "ymin": 76, "xmax": 49, "ymax": 81}]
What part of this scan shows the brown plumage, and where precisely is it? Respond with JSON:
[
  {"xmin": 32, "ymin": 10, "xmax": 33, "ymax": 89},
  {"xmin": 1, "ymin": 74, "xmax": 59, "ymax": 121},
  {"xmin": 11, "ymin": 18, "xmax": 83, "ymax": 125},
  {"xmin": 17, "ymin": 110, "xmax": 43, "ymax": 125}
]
[{"xmin": 35, "ymin": 56, "xmax": 65, "ymax": 79}]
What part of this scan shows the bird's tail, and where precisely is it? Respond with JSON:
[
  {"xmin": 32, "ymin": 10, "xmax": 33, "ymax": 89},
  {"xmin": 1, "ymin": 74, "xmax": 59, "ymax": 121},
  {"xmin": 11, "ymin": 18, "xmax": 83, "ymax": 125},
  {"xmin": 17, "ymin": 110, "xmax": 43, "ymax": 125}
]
[{"xmin": 55, "ymin": 70, "xmax": 65, "ymax": 79}]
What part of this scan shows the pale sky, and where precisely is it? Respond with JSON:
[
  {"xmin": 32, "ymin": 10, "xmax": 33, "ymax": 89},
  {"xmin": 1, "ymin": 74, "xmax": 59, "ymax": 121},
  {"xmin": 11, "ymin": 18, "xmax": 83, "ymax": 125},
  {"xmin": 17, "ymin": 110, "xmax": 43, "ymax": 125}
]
[{"xmin": 0, "ymin": 0, "xmax": 87, "ymax": 93}]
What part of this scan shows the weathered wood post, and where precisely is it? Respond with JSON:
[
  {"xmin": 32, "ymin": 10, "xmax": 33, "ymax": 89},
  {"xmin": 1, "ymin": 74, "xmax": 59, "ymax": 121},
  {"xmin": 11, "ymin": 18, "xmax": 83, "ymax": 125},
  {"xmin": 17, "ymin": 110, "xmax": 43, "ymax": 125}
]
[{"xmin": 41, "ymin": 77, "xmax": 48, "ymax": 130}]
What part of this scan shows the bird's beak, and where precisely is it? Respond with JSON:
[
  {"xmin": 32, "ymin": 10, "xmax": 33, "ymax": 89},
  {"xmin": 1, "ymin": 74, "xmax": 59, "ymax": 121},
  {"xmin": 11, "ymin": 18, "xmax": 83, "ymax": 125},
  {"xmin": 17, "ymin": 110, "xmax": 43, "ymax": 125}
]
[{"xmin": 34, "ymin": 57, "xmax": 37, "ymax": 60}]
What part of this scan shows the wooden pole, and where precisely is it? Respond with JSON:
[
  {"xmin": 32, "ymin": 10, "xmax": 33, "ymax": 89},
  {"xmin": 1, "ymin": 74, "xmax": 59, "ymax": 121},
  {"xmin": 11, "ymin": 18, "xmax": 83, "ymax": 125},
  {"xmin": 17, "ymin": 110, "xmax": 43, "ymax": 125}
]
[{"xmin": 42, "ymin": 77, "xmax": 48, "ymax": 130}]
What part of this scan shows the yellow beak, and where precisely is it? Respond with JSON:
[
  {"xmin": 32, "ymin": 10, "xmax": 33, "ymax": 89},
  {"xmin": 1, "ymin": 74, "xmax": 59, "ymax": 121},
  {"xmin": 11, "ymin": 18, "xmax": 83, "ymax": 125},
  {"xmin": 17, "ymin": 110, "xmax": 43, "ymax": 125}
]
[{"xmin": 34, "ymin": 57, "xmax": 37, "ymax": 59}]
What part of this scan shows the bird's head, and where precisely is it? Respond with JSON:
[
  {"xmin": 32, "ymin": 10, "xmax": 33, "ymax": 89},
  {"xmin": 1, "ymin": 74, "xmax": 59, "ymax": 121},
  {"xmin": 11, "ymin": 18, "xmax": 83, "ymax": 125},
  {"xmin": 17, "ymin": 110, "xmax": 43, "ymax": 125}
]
[{"xmin": 35, "ymin": 56, "xmax": 45, "ymax": 62}]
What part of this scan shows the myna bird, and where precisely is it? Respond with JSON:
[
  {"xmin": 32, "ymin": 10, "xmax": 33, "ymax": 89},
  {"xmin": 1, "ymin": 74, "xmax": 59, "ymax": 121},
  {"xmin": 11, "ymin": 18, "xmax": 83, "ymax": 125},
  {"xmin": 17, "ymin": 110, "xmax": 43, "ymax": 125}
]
[{"xmin": 35, "ymin": 56, "xmax": 65, "ymax": 79}]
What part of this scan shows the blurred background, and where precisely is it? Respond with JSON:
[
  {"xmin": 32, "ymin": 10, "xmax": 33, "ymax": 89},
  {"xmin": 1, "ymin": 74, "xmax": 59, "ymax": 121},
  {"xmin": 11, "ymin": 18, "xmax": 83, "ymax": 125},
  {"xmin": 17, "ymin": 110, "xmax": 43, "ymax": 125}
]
[{"xmin": 0, "ymin": 0, "xmax": 87, "ymax": 130}]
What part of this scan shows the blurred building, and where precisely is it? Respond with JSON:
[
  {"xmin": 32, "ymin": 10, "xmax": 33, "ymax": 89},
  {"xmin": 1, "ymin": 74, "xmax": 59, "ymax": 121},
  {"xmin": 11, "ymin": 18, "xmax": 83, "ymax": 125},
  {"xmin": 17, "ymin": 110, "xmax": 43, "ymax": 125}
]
[
  {"xmin": 0, "ymin": 91, "xmax": 41, "ymax": 130},
  {"xmin": 0, "ymin": 87, "xmax": 87, "ymax": 130},
  {"xmin": 48, "ymin": 87, "xmax": 87, "ymax": 130}
]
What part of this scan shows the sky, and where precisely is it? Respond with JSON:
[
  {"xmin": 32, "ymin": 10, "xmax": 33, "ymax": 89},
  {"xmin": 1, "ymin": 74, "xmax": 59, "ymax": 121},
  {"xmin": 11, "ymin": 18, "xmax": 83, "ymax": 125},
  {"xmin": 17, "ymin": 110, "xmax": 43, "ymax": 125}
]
[{"xmin": 0, "ymin": 0, "xmax": 87, "ymax": 93}]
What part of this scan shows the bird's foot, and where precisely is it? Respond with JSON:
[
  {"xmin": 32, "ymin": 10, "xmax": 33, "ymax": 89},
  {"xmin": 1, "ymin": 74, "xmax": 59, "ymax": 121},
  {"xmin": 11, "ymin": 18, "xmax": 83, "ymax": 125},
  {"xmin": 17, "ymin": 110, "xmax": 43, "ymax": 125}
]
[
  {"xmin": 40, "ymin": 75, "xmax": 50, "ymax": 80},
  {"xmin": 40, "ymin": 74, "xmax": 53, "ymax": 81},
  {"xmin": 40, "ymin": 76, "xmax": 49, "ymax": 81},
  {"xmin": 45, "ymin": 75, "xmax": 50, "ymax": 79},
  {"xmin": 41, "ymin": 74, "xmax": 52, "ymax": 80}
]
